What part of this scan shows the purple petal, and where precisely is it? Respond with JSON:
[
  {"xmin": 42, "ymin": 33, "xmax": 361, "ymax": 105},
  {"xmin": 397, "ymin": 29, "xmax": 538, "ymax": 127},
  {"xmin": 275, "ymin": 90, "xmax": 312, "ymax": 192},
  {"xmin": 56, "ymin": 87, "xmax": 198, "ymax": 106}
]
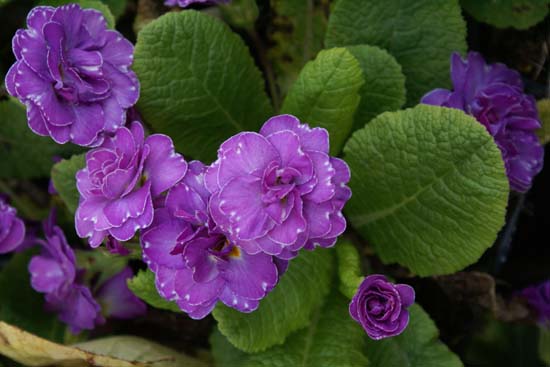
[
  {"xmin": 144, "ymin": 134, "xmax": 187, "ymax": 197},
  {"xmin": 96, "ymin": 267, "xmax": 147, "ymax": 319}
]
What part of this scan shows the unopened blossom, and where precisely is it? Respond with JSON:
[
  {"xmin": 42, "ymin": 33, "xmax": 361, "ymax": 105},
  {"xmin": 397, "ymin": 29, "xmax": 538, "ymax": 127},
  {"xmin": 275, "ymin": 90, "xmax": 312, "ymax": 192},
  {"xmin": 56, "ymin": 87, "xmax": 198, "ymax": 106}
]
[
  {"xmin": 29, "ymin": 211, "xmax": 104, "ymax": 333},
  {"xmin": 95, "ymin": 267, "xmax": 147, "ymax": 319},
  {"xmin": 0, "ymin": 196, "xmax": 26, "ymax": 254},
  {"xmin": 141, "ymin": 161, "xmax": 282, "ymax": 318},
  {"xmin": 164, "ymin": 0, "xmax": 230, "ymax": 8},
  {"xmin": 205, "ymin": 114, "xmax": 351, "ymax": 259},
  {"xmin": 421, "ymin": 52, "xmax": 543, "ymax": 192},
  {"xmin": 75, "ymin": 121, "xmax": 187, "ymax": 247},
  {"xmin": 519, "ymin": 280, "xmax": 550, "ymax": 326},
  {"xmin": 5, "ymin": 4, "xmax": 139, "ymax": 147},
  {"xmin": 349, "ymin": 275, "xmax": 415, "ymax": 340}
]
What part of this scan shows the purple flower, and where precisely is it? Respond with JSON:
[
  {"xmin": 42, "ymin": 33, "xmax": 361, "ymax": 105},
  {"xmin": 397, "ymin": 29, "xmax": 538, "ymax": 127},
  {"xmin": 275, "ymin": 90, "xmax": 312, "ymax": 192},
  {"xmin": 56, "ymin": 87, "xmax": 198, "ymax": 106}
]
[
  {"xmin": 96, "ymin": 267, "xmax": 147, "ymax": 319},
  {"xmin": 349, "ymin": 275, "xmax": 415, "ymax": 340},
  {"xmin": 75, "ymin": 121, "xmax": 187, "ymax": 247},
  {"xmin": 205, "ymin": 114, "xmax": 351, "ymax": 259},
  {"xmin": 519, "ymin": 280, "xmax": 550, "ymax": 326},
  {"xmin": 0, "ymin": 196, "xmax": 26, "ymax": 254},
  {"xmin": 4, "ymin": 4, "xmax": 139, "ymax": 147},
  {"xmin": 421, "ymin": 52, "xmax": 544, "ymax": 192},
  {"xmin": 28, "ymin": 211, "xmax": 104, "ymax": 333},
  {"xmin": 164, "ymin": 0, "xmax": 230, "ymax": 8},
  {"xmin": 141, "ymin": 161, "xmax": 282, "ymax": 318}
]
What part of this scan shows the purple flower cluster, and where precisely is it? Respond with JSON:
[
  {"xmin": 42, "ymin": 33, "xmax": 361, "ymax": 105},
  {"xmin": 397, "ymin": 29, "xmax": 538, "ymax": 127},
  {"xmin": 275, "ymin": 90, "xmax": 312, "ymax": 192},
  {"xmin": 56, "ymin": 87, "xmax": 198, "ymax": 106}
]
[
  {"xmin": 421, "ymin": 52, "xmax": 544, "ymax": 192},
  {"xmin": 5, "ymin": 4, "xmax": 139, "ymax": 147},
  {"xmin": 29, "ymin": 211, "xmax": 145, "ymax": 333},
  {"xmin": 0, "ymin": 196, "xmax": 25, "ymax": 254},
  {"xmin": 72, "ymin": 113, "xmax": 350, "ymax": 318},
  {"xmin": 164, "ymin": 0, "xmax": 230, "ymax": 8},
  {"xmin": 349, "ymin": 275, "xmax": 415, "ymax": 340},
  {"xmin": 519, "ymin": 280, "xmax": 550, "ymax": 326}
]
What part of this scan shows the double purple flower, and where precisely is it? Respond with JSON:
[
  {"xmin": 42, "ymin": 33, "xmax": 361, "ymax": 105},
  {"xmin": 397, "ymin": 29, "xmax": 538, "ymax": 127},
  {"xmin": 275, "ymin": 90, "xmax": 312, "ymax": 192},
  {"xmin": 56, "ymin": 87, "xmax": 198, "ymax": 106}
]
[
  {"xmin": 349, "ymin": 275, "xmax": 415, "ymax": 340},
  {"xmin": 0, "ymin": 197, "xmax": 25, "ymax": 254},
  {"xmin": 519, "ymin": 280, "xmax": 550, "ymax": 326},
  {"xmin": 206, "ymin": 115, "xmax": 351, "ymax": 259},
  {"xmin": 421, "ymin": 52, "xmax": 544, "ymax": 192},
  {"xmin": 142, "ymin": 161, "xmax": 281, "ymax": 318},
  {"xmin": 5, "ymin": 4, "xmax": 139, "ymax": 146},
  {"xmin": 75, "ymin": 121, "xmax": 187, "ymax": 247},
  {"xmin": 29, "ymin": 211, "xmax": 145, "ymax": 333}
]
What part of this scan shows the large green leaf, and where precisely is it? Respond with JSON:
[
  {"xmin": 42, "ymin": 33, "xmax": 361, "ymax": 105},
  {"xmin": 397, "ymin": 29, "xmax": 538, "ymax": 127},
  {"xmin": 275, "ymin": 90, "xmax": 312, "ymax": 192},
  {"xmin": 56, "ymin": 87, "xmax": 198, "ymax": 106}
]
[
  {"xmin": 461, "ymin": 0, "xmax": 550, "ymax": 30},
  {"xmin": 346, "ymin": 45, "xmax": 406, "ymax": 130},
  {"xmin": 0, "ymin": 252, "xmax": 65, "ymax": 342},
  {"xmin": 213, "ymin": 249, "xmax": 334, "ymax": 353},
  {"xmin": 38, "ymin": 0, "xmax": 115, "ymax": 28},
  {"xmin": 344, "ymin": 105, "xmax": 509, "ymax": 276},
  {"xmin": 134, "ymin": 10, "xmax": 273, "ymax": 162},
  {"xmin": 100, "ymin": 0, "xmax": 126, "ymax": 18},
  {"xmin": 51, "ymin": 154, "xmax": 85, "ymax": 214},
  {"xmin": 211, "ymin": 289, "xmax": 368, "ymax": 367},
  {"xmin": 325, "ymin": 0, "xmax": 466, "ymax": 105},
  {"xmin": 127, "ymin": 270, "xmax": 182, "ymax": 313},
  {"xmin": 365, "ymin": 304, "xmax": 463, "ymax": 367},
  {"xmin": 267, "ymin": 0, "xmax": 329, "ymax": 97},
  {"xmin": 0, "ymin": 99, "xmax": 79, "ymax": 179},
  {"xmin": 281, "ymin": 48, "xmax": 364, "ymax": 155}
]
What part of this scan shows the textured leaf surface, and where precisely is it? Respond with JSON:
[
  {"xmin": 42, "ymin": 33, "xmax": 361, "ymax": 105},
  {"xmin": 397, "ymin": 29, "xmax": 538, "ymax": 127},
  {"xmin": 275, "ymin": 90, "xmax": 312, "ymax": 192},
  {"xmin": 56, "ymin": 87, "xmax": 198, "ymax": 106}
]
[
  {"xmin": 38, "ymin": 0, "xmax": 115, "ymax": 28},
  {"xmin": 537, "ymin": 99, "xmax": 550, "ymax": 145},
  {"xmin": 267, "ymin": 0, "xmax": 329, "ymax": 96},
  {"xmin": 346, "ymin": 45, "xmax": 406, "ymax": 130},
  {"xmin": 0, "ymin": 322, "xmax": 205, "ymax": 367},
  {"xmin": 365, "ymin": 304, "xmax": 463, "ymax": 367},
  {"xmin": 461, "ymin": 0, "xmax": 549, "ymax": 30},
  {"xmin": 281, "ymin": 48, "xmax": 364, "ymax": 154},
  {"xmin": 127, "ymin": 270, "xmax": 182, "ymax": 313},
  {"xmin": 325, "ymin": 0, "xmax": 466, "ymax": 105},
  {"xmin": 336, "ymin": 241, "xmax": 364, "ymax": 299},
  {"xmin": 213, "ymin": 249, "xmax": 334, "ymax": 352},
  {"xmin": 211, "ymin": 289, "xmax": 368, "ymax": 367},
  {"xmin": 134, "ymin": 10, "xmax": 273, "ymax": 162},
  {"xmin": 51, "ymin": 154, "xmax": 85, "ymax": 214},
  {"xmin": 0, "ymin": 252, "xmax": 65, "ymax": 343},
  {"xmin": 344, "ymin": 105, "xmax": 509, "ymax": 275},
  {"xmin": 539, "ymin": 327, "xmax": 550, "ymax": 365},
  {"xmin": 0, "ymin": 100, "xmax": 79, "ymax": 179}
]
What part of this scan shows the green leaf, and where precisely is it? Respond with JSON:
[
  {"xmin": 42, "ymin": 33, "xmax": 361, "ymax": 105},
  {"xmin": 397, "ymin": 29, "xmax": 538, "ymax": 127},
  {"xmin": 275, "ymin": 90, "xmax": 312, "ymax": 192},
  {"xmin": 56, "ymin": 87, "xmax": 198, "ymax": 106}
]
[
  {"xmin": 127, "ymin": 270, "xmax": 182, "ymax": 313},
  {"xmin": 211, "ymin": 289, "xmax": 369, "ymax": 367},
  {"xmin": 0, "ymin": 252, "xmax": 65, "ymax": 342},
  {"xmin": 38, "ymin": 0, "xmax": 116, "ymax": 28},
  {"xmin": 325, "ymin": 0, "xmax": 467, "ymax": 105},
  {"xmin": 219, "ymin": 0, "xmax": 259, "ymax": 30},
  {"xmin": 281, "ymin": 48, "xmax": 364, "ymax": 155},
  {"xmin": 51, "ymin": 154, "xmax": 85, "ymax": 214},
  {"xmin": 134, "ymin": 10, "xmax": 273, "ymax": 162},
  {"xmin": 75, "ymin": 249, "xmax": 128, "ymax": 287},
  {"xmin": 461, "ymin": 0, "xmax": 550, "ymax": 30},
  {"xmin": 537, "ymin": 99, "xmax": 550, "ymax": 145},
  {"xmin": 539, "ymin": 327, "xmax": 550, "ymax": 366},
  {"xmin": 213, "ymin": 249, "xmax": 334, "ymax": 352},
  {"xmin": 365, "ymin": 304, "xmax": 463, "ymax": 367},
  {"xmin": 346, "ymin": 45, "xmax": 406, "ymax": 129},
  {"xmin": 267, "ymin": 0, "xmax": 329, "ymax": 97},
  {"xmin": 336, "ymin": 241, "xmax": 364, "ymax": 299},
  {"xmin": 75, "ymin": 335, "xmax": 208, "ymax": 367},
  {"xmin": 0, "ymin": 99, "xmax": 80, "ymax": 179},
  {"xmin": 344, "ymin": 105, "xmax": 509, "ymax": 276},
  {"xmin": 100, "ymin": 0, "xmax": 127, "ymax": 18}
]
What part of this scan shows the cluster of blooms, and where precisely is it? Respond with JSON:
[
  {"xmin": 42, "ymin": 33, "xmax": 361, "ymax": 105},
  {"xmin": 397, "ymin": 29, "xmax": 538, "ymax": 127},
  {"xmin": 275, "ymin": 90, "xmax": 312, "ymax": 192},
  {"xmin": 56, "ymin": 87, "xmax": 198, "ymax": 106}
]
[
  {"xmin": 164, "ymin": 0, "xmax": 230, "ymax": 8},
  {"xmin": 74, "ymin": 113, "xmax": 351, "ymax": 318},
  {"xmin": 519, "ymin": 280, "xmax": 550, "ymax": 326},
  {"xmin": 421, "ymin": 52, "xmax": 544, "ymax": 192},
  {"xmin": 0, "ymin": 196, "xmax": 25, "ymax": 254},
  {"xmin": 349, "ymin": 275, "xmax": 415, "ymax": 340}
]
